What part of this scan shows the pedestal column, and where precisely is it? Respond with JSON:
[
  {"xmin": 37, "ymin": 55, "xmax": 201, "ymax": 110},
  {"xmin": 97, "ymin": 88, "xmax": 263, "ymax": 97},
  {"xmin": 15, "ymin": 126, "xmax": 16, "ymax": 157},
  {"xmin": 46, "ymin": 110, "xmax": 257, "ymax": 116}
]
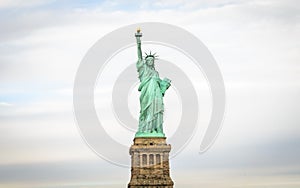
[{"xmin": 128, "ymin": 137, "xmax": 174, "ymax": 188}]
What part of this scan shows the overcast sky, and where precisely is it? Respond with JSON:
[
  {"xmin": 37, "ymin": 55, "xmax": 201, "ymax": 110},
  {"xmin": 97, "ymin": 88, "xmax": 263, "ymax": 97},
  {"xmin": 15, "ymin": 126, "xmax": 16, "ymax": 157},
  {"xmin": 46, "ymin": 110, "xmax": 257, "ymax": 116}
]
[{"xmin": 0, "ymin": 0, "xmax": 300, "ymax": 187}]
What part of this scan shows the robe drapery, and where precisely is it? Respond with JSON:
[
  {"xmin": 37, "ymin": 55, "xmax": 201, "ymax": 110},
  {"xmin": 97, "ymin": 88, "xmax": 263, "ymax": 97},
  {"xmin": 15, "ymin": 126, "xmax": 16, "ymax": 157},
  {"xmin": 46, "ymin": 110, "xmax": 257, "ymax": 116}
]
[{"xmin": 136, "ymin": 58, "xmax": 170, "ymax": 135}]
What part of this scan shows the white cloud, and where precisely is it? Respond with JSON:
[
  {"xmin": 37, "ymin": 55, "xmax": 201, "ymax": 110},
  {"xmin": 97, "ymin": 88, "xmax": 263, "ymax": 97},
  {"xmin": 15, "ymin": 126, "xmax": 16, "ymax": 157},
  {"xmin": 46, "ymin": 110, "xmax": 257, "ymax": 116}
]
[
  {"xmin": 0, "ymin": 102, "xmax": 13, "ymax": 106},
  {"xmin": 0, "ymin": 0, "xmax": 54, "ymax": 9},
  {"xmin": 0, "ymin": 0, "xmax": 300, "ymax": 187}
]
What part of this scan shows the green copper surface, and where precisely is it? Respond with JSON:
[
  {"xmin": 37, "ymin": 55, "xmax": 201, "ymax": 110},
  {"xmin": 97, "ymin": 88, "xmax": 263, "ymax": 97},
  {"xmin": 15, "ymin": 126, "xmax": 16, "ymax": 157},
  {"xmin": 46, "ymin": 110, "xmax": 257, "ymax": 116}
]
[{"xmin": 134, "ymin": 29, "xmax": 171, "ymax": 138}]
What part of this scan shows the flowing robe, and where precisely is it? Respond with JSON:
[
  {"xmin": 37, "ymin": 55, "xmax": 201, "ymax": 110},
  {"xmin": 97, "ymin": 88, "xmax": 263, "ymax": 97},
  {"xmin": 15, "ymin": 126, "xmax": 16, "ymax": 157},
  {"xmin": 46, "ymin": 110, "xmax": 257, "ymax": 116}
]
[{"xmin": 136, "ymin": 59, "xmax": 170, "ymax": 134}]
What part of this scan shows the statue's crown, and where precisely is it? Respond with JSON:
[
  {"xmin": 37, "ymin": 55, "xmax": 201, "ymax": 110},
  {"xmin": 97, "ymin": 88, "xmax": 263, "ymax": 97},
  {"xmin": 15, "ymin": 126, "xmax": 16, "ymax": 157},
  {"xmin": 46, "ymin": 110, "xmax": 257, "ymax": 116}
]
[{"xmin": 144, "ymin": 51, "xmax": 158, "ymax": 59}]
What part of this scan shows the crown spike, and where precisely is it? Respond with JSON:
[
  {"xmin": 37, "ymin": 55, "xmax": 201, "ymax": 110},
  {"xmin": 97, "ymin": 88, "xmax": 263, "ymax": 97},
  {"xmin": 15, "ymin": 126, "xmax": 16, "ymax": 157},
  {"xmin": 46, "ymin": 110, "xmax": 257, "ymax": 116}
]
[{"xmin": 144, "ymin": 51, "xmax": 158, "ymax": 59}]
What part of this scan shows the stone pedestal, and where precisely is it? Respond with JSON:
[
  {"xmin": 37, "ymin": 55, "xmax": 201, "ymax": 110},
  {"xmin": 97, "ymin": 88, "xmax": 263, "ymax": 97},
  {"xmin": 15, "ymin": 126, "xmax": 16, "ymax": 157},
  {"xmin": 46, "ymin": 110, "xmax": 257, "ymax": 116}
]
[{"xmin": 128, "ymin": 137, "xmax": 174, "ymax": 188}]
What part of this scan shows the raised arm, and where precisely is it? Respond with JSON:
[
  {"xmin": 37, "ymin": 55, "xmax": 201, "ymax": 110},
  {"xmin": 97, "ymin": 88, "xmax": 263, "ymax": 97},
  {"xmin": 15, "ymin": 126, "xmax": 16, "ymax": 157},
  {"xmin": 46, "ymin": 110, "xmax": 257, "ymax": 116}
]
[{"xmin": 135, "ymin": 28, "xmax": 143, "ymax": 61}]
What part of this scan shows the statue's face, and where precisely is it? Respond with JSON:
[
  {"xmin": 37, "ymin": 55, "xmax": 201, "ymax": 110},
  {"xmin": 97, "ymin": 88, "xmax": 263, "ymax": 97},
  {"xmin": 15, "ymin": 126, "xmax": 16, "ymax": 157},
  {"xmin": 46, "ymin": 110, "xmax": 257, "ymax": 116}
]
[{"xmin": 146, "ymin": 57, "xmax": 154, "ymax": 66}]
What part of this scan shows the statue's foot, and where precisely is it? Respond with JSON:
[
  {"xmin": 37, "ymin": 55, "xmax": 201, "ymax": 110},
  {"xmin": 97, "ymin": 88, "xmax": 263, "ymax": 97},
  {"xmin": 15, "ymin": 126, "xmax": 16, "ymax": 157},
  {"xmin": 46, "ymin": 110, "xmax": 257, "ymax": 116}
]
[{"xmin": 135, "ymin": 131, "xmax": 165, "ymax": 138}]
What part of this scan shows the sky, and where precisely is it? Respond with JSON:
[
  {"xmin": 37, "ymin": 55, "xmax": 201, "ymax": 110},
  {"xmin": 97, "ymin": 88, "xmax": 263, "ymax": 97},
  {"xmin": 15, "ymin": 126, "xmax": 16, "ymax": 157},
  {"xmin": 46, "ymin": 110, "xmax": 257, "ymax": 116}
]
[{"xmin": 0, "ymin": 0, "xmax": 300, "ymax": 187}]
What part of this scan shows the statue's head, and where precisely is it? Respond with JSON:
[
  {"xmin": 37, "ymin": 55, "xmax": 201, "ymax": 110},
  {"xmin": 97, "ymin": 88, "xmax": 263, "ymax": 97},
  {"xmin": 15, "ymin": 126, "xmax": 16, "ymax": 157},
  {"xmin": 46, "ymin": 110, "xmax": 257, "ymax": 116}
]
[
  {"xmin": 145, "ymin": 51, "xmax": 158, "ymax": 68},
  {"xmin": 146, "ymin": 56, "xmax": 154, "ymax": 67}
]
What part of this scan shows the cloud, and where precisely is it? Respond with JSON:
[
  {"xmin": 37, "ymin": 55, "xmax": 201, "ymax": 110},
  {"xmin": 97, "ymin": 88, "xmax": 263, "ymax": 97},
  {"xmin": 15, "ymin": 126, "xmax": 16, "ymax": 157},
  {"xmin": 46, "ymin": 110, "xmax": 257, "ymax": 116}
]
[
  {"xmin": 0, "ymin": 0, "xmax": 299, "ymax": 187},
  {"xmin": 0, "ymin": 102, "xmax": 13, "ymax": 106},
  {"xmin": 0, "ymin": 0, "xmax": 54, "ymax": 9}
]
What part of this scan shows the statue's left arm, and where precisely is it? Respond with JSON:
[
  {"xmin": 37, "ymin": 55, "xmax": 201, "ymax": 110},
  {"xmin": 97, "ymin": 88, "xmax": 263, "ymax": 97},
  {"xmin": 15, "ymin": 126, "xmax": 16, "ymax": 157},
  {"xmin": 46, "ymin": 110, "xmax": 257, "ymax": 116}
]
[{"xmin": 160, "ymin": 78, "xmax": 171, "ymax": 96}]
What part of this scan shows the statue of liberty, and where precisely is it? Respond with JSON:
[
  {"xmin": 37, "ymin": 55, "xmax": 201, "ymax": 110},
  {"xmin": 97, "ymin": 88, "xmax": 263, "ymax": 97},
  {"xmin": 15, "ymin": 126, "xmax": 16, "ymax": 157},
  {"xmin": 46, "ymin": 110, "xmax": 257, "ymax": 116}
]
[{"xmin": 135, "ymin": 28, "xmax": 171, "ymax": 137}]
